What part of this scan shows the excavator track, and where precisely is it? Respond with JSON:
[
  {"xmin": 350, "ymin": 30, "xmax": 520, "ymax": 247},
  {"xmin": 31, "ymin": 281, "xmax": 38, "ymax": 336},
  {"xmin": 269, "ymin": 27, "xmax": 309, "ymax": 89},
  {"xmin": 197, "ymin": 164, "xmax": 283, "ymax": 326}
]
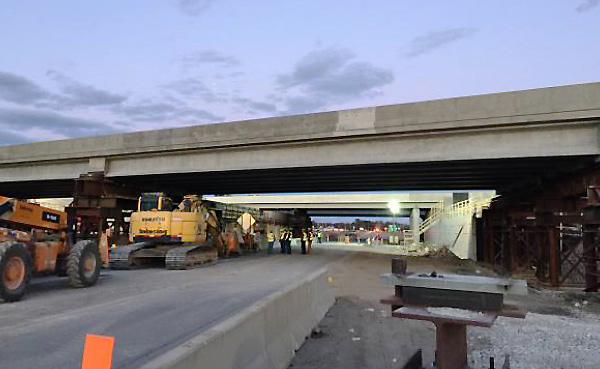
[
  {"xmin": 109, "ymin": 242, "xmax": 150, "ymax": 270},
  {"xmin": 165, "ymin": 243, "xmax": 218, "ymax": 270}
]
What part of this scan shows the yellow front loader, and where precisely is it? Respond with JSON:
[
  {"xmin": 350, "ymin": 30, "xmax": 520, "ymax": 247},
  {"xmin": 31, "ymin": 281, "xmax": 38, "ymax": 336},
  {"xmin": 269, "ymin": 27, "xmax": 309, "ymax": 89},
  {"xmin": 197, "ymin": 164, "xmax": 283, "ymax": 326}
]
[
  {"xmin": 109, "ymin": 194, "xmax": 224, "ymax": 270},
  {"xmin": 0, "ymin": 196, "xmax": 106, "ymax": 302}
]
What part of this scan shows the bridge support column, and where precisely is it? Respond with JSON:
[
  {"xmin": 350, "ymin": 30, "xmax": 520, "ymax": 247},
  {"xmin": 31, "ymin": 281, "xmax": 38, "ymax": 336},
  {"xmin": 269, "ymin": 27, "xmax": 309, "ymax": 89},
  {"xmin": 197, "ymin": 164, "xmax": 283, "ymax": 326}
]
[
  {"xmin": 482, "ymin": 170, "xmax": 600, "ymax": 291},
  {"xmin": 583, "ymin": 205, "xmax": 600, "ymax": 292},
  {"xmin": 68, "ymin": 174, "xmax": 139, "ymax": 247},
  {"xmin": 410, "ymin": 206, "xmax": 421, "ymax": 246}
]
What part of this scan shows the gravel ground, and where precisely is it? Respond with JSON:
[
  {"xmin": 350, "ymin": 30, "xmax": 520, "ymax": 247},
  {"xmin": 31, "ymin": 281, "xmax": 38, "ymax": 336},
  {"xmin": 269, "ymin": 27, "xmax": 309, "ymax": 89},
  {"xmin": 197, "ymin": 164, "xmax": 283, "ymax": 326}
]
[
  {"xmin": 289, "ymin": 296, "xmax": 436, "ymax": 369},
  {"xmin": 290, "ymin": 248, "xmax": 600, "ymax": 369},
  {"xmin": 470, "ymin": 311, "xmax": 600, "ymax": 369}
]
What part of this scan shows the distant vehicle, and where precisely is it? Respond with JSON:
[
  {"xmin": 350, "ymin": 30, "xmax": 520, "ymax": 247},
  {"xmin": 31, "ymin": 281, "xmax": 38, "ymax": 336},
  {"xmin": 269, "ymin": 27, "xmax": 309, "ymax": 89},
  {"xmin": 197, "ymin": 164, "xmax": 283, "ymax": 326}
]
[{"xmin": 0, "ymin": 196, "xmax": 104, "ymax": 302}]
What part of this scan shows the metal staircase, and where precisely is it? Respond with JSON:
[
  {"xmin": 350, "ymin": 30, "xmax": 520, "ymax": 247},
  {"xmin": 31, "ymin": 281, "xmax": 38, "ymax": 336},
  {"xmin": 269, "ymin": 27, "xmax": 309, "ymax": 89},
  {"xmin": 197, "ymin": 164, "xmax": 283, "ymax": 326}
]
[{"xmin": 402, "ymin": 197, "xmax": 493, "ymax": 246}]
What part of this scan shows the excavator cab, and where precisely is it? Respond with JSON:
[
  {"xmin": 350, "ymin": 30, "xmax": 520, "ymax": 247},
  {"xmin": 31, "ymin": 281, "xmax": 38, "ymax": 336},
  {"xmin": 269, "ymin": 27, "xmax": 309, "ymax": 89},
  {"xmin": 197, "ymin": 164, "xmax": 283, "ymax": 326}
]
[{"xmin": 138, "ymin": 193, "xmax": 173, "ymax": 211}]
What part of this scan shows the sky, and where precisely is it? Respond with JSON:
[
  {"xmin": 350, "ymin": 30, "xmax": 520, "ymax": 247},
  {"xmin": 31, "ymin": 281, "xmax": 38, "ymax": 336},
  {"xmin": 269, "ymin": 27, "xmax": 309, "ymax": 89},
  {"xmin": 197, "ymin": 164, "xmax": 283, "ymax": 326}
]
[{"xmin": 0, "ymin": 0, "xmax": 599, "ymax": 146}]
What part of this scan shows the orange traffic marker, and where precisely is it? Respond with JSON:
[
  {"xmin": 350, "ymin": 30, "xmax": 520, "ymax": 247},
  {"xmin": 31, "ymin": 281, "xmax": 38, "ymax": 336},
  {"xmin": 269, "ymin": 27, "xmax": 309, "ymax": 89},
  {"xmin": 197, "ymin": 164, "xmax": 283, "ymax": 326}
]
[{"xmin": 82, "ymin": 334, "xmax": 114, "ymax": 369}]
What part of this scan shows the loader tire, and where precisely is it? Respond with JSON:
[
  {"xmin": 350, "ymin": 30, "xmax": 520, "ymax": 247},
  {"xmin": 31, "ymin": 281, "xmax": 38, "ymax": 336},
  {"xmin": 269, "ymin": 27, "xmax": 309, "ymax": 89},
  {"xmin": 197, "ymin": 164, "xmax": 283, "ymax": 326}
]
[
  {"xmin": 67, "ymin": 240, "xmax": 101, "ymax": 288},
  {"xmin": 0, "ymin": 241, "xmax": 32, "ymax": 302}
]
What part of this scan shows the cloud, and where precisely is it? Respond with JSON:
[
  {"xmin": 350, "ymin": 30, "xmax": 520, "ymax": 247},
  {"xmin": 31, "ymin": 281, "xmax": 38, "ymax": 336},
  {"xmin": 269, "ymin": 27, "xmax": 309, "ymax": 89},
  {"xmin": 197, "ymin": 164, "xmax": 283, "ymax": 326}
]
[
  {"xmin": 0, "ymin": 128, "xmax": 34, "ymax": 146},
  {"xmin": 47, "ymin": 70, "xmax": 127, "ymax": 107},
  {"xmin": 276, "ymin": 47, "xmax": 394, "ymax": 114},
  {"xmin": 0, "ymin": 108, "xmax": 120, "ymax": 142},
  {"xmin": 0, "ymin": 71, "xmax": 57, "ymax": 105},
  {"xmin": 0, "ymin": 70, "xmax": 126, "ymax": 110},
  {"xmin": 577, "ymin": 0, "xmax": 600, "ymax": 12},
  {"xmin": 0, "ymin": 70, "xmax": 222, "ymax": 144},
  {"xmin": 161, "ymin": 78, "xmax": 226, "ymax": 103},
  {"xmin": 283, "ymin": 95, "xmax": 327, "ymax": 114},
  {"xmin": 212, "ymin": 71, "xmax": 245, "ymax": 80},
  {"xmin": 278, "ymin": 48, "xmax": 354, "ymax": 88},
  {"xmin": 406, "ymin": 28, "xmax": 477, "ymax": 57},
  {"xmin": 306, "ymin": 62, "xmax": 394, "ymax": 97},
  {"xmin": 232, "ymin": 97, "xmax": 277, "ymax": 113},
  {"xmin": 113, "ymin": 99, "xmax": 223, "ymax": 123},
  {"xmin": 178, "ymin": 0, "xmax": 216, "ymax": 16},
  {"xmin": 180, "ymin": 50, "xmax": 241, "ymax": 69},
  {"xmin": 163, "ymin": 77, "xmax": 276, "ymax": 116}
]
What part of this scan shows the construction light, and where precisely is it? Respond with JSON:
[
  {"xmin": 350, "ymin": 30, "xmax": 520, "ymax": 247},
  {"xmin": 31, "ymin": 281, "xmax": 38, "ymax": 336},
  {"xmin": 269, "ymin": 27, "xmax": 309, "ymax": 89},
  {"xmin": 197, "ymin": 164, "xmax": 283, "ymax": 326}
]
[{"xmin": 387, "ymin": 200, "xmax": 400, "ymax": 215}]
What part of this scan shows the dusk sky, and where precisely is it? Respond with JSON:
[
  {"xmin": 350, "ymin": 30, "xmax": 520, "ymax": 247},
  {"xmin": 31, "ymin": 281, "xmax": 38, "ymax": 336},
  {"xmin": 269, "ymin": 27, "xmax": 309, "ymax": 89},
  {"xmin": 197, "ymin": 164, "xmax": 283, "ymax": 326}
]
[{"xmin": 1, "ymin": 0, "xmax": 599, "ymax": 146}]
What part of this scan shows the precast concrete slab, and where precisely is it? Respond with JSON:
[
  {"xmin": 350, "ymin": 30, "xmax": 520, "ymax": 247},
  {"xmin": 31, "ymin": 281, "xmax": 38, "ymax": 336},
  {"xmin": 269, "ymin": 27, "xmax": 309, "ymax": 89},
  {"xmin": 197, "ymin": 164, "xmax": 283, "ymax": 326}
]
[{"xmin": 380, "ymin": 273, "xmax": 528, "ymax": 295}]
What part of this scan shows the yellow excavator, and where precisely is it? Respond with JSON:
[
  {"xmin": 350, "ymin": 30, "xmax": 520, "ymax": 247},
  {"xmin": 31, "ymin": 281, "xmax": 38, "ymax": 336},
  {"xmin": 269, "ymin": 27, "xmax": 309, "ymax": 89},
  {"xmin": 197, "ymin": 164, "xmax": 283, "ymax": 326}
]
[{"xmin": 109, "ymin": 193, "xmax": 225, "ymax": 270}]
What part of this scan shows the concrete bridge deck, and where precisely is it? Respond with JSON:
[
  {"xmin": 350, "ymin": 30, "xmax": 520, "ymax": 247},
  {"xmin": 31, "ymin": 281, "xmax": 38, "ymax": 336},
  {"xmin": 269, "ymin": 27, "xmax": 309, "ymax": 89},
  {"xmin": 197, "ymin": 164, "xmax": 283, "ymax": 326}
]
[{"xmin": 1, "ymin": 82, "xmax": 599, "ymax": 197}]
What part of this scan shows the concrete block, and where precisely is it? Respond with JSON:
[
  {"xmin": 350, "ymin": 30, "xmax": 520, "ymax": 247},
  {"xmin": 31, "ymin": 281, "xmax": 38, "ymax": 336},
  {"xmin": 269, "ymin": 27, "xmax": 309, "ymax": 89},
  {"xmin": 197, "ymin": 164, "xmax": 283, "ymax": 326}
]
[
  {"xmin": 381, "ymin": 273, "xmax": 528, "ymax": 296},
  {"xmin": 140, "ymin": 267, "xmax": 334, "ymax": 369},
  {"xmin": 87, "ymin": 157, "xmax": 107, "ymax": 173},
  {"xmin": 392, "ymin": 258, "xmax": 407, "ymax": 275},
  {"xmin": 402, "ymin": 287, "xmax": 504, "ymax": 311}
]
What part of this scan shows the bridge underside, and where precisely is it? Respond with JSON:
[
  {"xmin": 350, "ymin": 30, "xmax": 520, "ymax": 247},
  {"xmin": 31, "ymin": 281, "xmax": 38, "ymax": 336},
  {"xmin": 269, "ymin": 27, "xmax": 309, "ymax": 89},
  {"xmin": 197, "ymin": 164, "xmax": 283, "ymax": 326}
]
[
  {"xmin": 2, "ymin": 153, "xmax": 600, "ymax": 292},
  {"xmin": 0, "ymin": 155, "xmax": 596, "ymax": 199},
  {"xmin": 305, "ymin": 208, "xmax": 419, "ymax": 217}
]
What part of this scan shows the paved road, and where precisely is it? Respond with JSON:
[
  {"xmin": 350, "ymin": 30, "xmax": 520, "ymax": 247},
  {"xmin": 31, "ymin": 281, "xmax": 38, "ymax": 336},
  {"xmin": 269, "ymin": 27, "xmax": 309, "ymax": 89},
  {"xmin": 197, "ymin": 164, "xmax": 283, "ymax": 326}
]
[{"xmin": 0, "ymin": 249, "xmax": 346, "ymax": 369}]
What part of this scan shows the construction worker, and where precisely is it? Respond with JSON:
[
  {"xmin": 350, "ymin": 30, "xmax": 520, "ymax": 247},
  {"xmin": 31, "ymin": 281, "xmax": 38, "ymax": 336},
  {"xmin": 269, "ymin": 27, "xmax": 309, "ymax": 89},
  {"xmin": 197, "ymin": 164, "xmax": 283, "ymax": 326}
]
[
  {"xmin": 317, "ymin": 229, "xmax": 323, "ymax": 243},
  {"xmin": 279, "ymin": 227, "xmax": 286, "ymax": 254},
  {"xmin": 307, "ymin": 228, "xmax": 314, "ymax": 254},
  {"xmin": 267, "ymin": 230, "xmax": 275, "ymax": 254},
  {"xmin": 286, "ymin": 228, "xmax": 292, "ymax": 254},
  {"xmin": 301, "ymin": 229, "xmax": 308, "ymax": 254}
]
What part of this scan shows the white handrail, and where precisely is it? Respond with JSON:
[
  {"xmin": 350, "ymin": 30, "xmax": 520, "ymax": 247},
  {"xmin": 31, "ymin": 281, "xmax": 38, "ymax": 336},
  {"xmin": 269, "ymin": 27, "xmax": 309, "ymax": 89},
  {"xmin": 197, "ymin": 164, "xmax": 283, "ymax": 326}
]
[{"xmin": 403, "ymin": 196, "xmax": 493, "ymax": 246}]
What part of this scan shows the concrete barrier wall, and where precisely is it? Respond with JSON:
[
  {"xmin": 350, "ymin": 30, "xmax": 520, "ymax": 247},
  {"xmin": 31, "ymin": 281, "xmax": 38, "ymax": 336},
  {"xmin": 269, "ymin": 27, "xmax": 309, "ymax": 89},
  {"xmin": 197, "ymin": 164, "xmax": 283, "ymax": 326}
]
[
  {"xmin": 425, "ymin": 213, "xmax": 477, "ymax": 260},
  {"xmin": 140, "ymin": 267, "xmax": 334, "ymax": 369}
]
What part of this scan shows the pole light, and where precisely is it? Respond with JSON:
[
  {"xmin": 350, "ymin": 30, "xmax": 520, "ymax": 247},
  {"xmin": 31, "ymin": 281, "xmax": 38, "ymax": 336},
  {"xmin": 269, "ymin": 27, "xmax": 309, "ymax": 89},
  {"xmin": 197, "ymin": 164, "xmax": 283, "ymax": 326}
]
[
  {"xmin": 387, "ymin": 200, "xmax": 400, "ymax": 215},
  {"xmin": 388, "ymin": 200, "xmax": 400, "ymax": 243}
]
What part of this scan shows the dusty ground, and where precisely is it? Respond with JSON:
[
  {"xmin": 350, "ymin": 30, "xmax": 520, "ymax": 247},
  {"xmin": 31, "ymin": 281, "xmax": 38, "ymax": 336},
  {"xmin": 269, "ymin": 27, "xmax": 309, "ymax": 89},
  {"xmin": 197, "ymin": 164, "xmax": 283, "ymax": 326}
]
[{"xmin": 289, "ymin": 249, "xmax": 600, "ymax": 369}]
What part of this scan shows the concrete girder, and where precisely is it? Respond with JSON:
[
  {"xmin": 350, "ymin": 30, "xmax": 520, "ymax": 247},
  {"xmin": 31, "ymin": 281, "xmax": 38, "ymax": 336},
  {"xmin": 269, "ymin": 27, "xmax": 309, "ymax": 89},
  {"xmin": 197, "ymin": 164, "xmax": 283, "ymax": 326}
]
[{"xmin": 0, "ymin": 83, "xmax": 597, "ymax": 186}]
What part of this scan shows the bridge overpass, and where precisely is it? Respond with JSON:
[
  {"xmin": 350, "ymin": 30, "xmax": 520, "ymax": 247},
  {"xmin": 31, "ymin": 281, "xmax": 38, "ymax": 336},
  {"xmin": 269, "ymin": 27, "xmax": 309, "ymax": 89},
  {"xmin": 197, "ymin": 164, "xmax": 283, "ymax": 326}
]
[
  {"xmin": 0, "ymin": 82, "xmax": 599, "ymax": 198},
  {"xmin": 203, "ymin": 192, "xmax": 490, "ymax": 217}
]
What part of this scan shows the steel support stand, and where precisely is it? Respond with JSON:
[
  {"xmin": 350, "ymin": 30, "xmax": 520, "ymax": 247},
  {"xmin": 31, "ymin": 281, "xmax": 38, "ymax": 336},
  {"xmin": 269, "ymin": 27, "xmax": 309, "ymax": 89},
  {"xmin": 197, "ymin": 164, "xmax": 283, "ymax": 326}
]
[
  {"xmin": 549, "ymin": 227, "xmax": 560, "ymax": 287},
  {"xmin": 435, "ymin": 322, "xmax": 468, "ymax": 369}
]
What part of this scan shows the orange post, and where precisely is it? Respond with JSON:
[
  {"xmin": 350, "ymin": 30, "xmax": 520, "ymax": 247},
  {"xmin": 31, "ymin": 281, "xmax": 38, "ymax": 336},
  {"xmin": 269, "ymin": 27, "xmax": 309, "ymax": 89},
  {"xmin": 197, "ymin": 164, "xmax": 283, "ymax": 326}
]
[
  {"xmin": 99, "ymin": 232, "xmax": 110, "ymax": 268},
  {"xmin": 82, "ymin": 334, "xmax": 114, "ymax": 369}
]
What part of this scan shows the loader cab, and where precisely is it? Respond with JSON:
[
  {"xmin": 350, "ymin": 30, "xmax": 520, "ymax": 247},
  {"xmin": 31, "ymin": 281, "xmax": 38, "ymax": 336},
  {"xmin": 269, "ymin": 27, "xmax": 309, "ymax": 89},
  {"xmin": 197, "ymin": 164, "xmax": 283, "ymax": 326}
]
[{"xmin": 138, "ymin": 193, "xmax": 173, "ymax": 211}]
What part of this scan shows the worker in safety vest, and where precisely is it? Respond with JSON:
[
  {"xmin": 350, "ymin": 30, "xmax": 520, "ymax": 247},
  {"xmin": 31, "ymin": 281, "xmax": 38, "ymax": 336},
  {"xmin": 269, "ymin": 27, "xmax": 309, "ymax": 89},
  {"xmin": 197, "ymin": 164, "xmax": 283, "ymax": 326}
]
[
  {"xmin": 267, "ymin": 230, "xmax": 275, "ymax": 254},
  {"xmin": 307, "ymin": 229, "xmax": 314, "ymax": 254},
  {"xmin": 317, "ymin": 229, "xmax": 323, "ymax": 243},
  {"xmin": 279, "ymin": 228, "xmax": 286, "ymax": 254},
  {"xmin": 301, "ymin": 229, "xmax": 308, "ymax": 254},
  {"xmin": 286, "ymin": 228, "xmax": 292, "ymax": 254}
]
